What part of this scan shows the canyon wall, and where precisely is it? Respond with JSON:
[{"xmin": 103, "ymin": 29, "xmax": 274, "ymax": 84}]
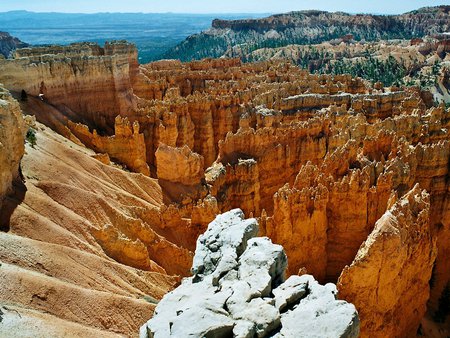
[
  {"xmin": 338, "ymin": 185, "xmax": 436, "ymax": 337},
  {"xmin": 0, "ymin": 85, "xmax": 24, "ymax": 213},
  {"xmin": 165, "ymin": 6, "xmax": 450, "ymax": 61},
  {"xmin": 68, "ymin": 116, "xmax": 150, "ymax": 175},
  {"xmin": 0, "ymin": 42, "xmax": 137, "ymax": 134},
  {"xmin": 0, "ymin": 42, "xmax": 448, "ymax": 336}
]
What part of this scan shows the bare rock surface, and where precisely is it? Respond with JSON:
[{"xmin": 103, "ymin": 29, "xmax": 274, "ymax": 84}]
[
  {"xmin": 141, "ymin": 209, "xmax": 359, "ymax": 338},
  {"xmin": 0, "ymin": 85, "xmax": 24, "ymax": 211},
  {"xmin": 338, "ymin": 185, "xmax": 437, "ymax": 337},
  {"xmin": 0, "ymin": 40, "xmax": 448, "ymax": 336},
  {"xmin": 0, "ymin": 32, "xmax": 28, "ymax": 58},
  {"xmin": 156, "ymin": 144, "xmax": 204, "ymax": 185}
]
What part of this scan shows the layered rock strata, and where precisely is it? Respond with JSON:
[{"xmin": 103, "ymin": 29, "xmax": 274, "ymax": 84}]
[
  {"xmin": 0, "ymin": 42, "xmax": 448, "ymax": 336},
  {"xmin": 68, "ymin": 116, "xmax": 150, "ymax": 175},
  {"xmin": 0, "ymin": 85, "xmax": 24, "ymax": 212},
  {"xmin": 141, "ymin": 209, "xmax": 359, "ymax": 338},
  {"xmin": 0, "ymin": 41, "xmax": 137, "ymax": 134},
  {"xmin": 164, "ymin": 6, "xmax": 450, "ymax": 61},
  {"xmin": 338, "ymin": 185, "xmax": 436, "ymax": 337}
]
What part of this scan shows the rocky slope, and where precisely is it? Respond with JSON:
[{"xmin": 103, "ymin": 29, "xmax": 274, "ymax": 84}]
[
  {"xmin": 0, "ymin": 42, "xmax": 448, "ymax": 336},
  {"xmin": 0, "ymin": 115, "xmax": 185, "ymax": 336},
  {"xmin": 164, "ymin": 6, "xmax": 450, "ymax": 61},
  {"xmin": 0, "ymin": 32, "xmax": 28, "ymax": 58},
  {"xmin": 141, "ymin": 209, "xmax": 360, "ymax": 338}
]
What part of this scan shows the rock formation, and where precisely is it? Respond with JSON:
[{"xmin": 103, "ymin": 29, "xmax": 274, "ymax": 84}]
[
  {"xmin": 0, "ymin": 85, "xmax": 24, "ymax": 213},
  {"xmin": 244, "ymin": 36, "xmax": 450, "ymax": 104},
  {"xmin": 141, "ymin": 209, "xmax": 360, "ymax": 338},
  {"xmin": 338, "ymin": 185, "xmax": 436, "ymax": 337},
  {"xmin": 0, "ymin": 40, "xmax": 448, "ymax": 336},
  {"xmin": 0, "ymin": 32, "xmax": 28, "ymax": 58},
  {"xmin": 68, "ymin": 116, "xmax": 150, "ymax": 175},
  {"xmin": 155, "ymin": 144, "xmax": 204, "ymax": 185},
  {"xmin": 0, "ymin": 41, "xmax": 137, "ymax": 134},
  {"xmin": 0, "ymin": 118, "xmax": 186, "ymax": 336},
  {"xmin": 164, "ymin": 6, "xmax": 450, "ymax": 61}
]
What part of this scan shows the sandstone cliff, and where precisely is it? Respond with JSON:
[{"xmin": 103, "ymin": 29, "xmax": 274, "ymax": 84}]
[
  {"xmin": 0, "ymin": 41, "xmax": 137, "ymax": 134},
  {"xmin": 338, "ymin": 185, "xmax": 436, "ymax": 337},
  {"xmin": 164, "ymin": 6, "xmax": 450, "ymax": 61},
  {"xmin": 0, "ymin": 85, "xmax": 24, "ymax": 214},
  {"xmin": 155, "ymin": 144, "xmax": 204, "ymax": 185},
  {"xmin": 0, "ymin": 42, "xmax": 449, "ymax": 336},
  {"xmin": 68, "ymin": 116, "xmax": 150, "ymax": 176}
]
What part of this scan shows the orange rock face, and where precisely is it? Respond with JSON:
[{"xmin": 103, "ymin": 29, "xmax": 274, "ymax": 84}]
[
  {"xmin": 338, "ymin": 185, "xmax": 437, "ymax": 337},
  {"xmin": 0, "ymin": 42, "xmax": 137, "ymax": 133},
  {"xmin": 0, "ymin": 122, "xmax": 185, "ymax": 336},
  {"xmin": 0, "ymin": 85, "xmax": 24, "ymax": 214},
  {"xmin": 68, "ymin": 116, "xmax": 150, "ymax": 176},
  {"xmin": 0, "ymin": 42, "xmax": 449, "ymax": 336},
  {"xmin": 155, "ymin": 144, "xmax": 204, "ymax": 185}
]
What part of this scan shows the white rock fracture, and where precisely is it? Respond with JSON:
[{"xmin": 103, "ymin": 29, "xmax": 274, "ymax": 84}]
[{"xmin": 140, "ymin": 209, "xmax": 360, "ymax": 338}]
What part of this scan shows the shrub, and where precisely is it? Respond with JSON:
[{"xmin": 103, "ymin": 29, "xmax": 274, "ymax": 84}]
[{"xmin": 26, "ymin": 128, "xmax": 37, "ymax": 148}]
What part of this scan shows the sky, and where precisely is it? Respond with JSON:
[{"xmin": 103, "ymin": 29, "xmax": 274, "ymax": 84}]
[{"xmin": 0, "ymin": 0, "xmax": 447, "ymax": 14}]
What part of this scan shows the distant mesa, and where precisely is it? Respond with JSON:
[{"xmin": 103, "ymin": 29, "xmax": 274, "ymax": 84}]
[{"xmin": 164, "ymin": 5, "xmax": 450, "ymax": 61}]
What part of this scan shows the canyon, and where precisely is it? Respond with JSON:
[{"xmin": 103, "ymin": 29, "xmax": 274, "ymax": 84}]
[{"xmin": 0, "ymin": 39, "xmax": 448, "ymax": 337}]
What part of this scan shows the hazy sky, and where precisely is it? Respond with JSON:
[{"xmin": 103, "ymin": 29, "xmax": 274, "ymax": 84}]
[{"xmin": 0, "ymin": 0, "xmax": 446, "ymax": 14}]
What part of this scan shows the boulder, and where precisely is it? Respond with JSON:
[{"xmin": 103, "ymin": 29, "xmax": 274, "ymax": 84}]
[{"xmin": 141, "ymin": 209, "xmax": 359, "ymax": 338}]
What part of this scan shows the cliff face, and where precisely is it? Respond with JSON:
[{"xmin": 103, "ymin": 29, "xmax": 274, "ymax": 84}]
[
  {"xmin": 338, "ymin": 185, "xmax": 436, "ymax": 337},
  {"xmin": 68, "ymin": 116, "xmax": 150, "ymax": 176},
  {"xmin": 0, "ymin": 41, "xmax": 137, "ymax": 134},
  {"xmin": 0, "ymin": 41, "xmax": 449, "ymax": 336},
  {"xmin": 211, "ymin": 6, "xmax": 450, "ymax": 34},
  {"xmin": 0, "ymin": 32, "xmax": 28, "ymax": 58},
  {"xmin": 262, "ymin": 106, "xmax": 449, "ymax": 281},
  {"xmin": 0, "ymin": 85, "xmax": 25, "ymax": 213},
  {"xmin": 155, "ymin": 144, "xmax": 204, "ymax": 186},
  {"xmin": 164, "ymin": 6, "xmax": 450, "ymax": 61}
]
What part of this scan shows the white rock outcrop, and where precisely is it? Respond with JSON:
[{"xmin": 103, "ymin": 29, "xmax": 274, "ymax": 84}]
[{"xmin": 140, "ymin": 209, "xmax": 360, "ymax": 338}]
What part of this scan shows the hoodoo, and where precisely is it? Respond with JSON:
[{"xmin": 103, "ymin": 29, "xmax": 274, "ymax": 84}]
[{"xmin": 0, "ymin": 5, "xmax": 449, "ymax": 337}]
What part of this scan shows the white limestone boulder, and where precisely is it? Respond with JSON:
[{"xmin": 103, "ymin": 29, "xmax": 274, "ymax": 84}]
[{"xmin": 140, "ymin": 209, "xmax": 359, "ymax": 338}]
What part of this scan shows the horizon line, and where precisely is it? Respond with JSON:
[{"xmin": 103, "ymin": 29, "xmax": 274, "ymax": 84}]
[{"xmin": 0, "ymin": 8, "xmax": 423, "ymax": 16}]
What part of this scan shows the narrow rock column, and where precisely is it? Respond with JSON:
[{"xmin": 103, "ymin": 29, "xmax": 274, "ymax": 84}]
[{"xmin": 338, "ymin": 185, "xmax": 437, "ymax": 338}]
